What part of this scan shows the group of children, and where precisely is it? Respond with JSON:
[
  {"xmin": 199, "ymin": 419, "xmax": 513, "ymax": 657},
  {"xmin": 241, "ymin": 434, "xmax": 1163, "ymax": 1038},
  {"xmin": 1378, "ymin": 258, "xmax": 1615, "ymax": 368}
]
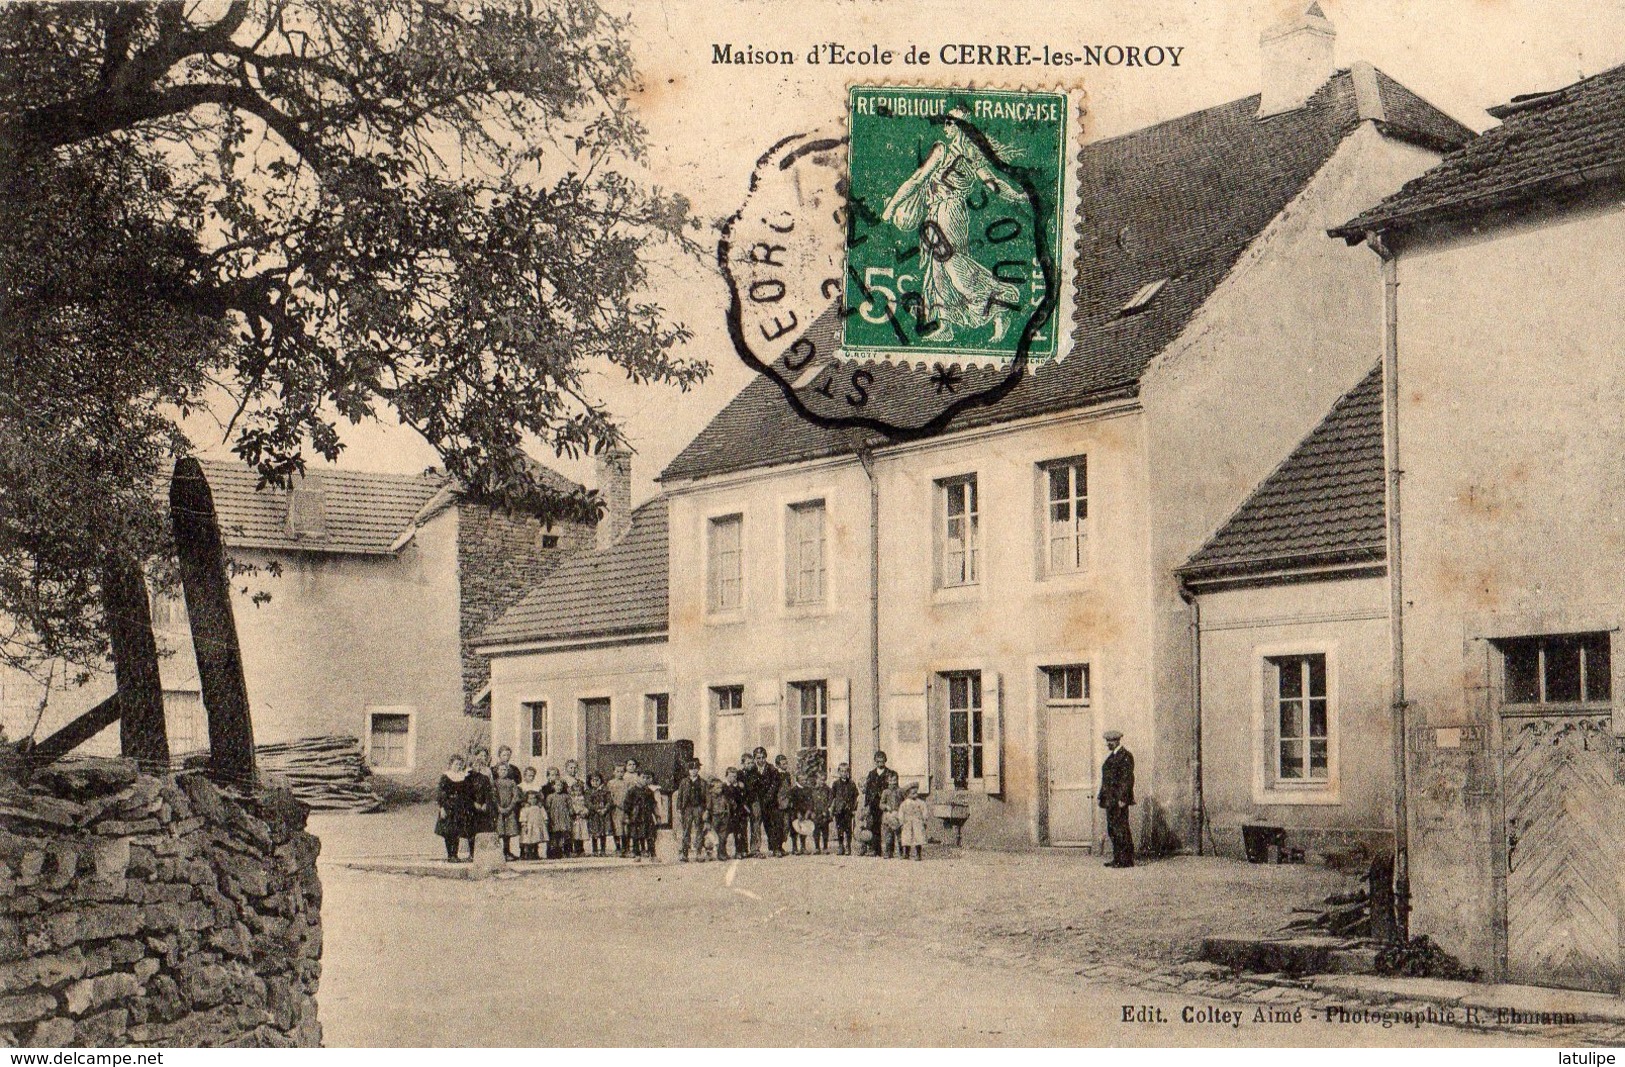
[
  {"xmin": 674, "ymin": 748, "xmax": 929, "ymax": 862},
  {"xmin": 435, "ymin": 745, "xmax": 932, "ymax": 863},
  {"xmin": 434, "ymin": 748, "xmax": 663, "ymax": 862}
]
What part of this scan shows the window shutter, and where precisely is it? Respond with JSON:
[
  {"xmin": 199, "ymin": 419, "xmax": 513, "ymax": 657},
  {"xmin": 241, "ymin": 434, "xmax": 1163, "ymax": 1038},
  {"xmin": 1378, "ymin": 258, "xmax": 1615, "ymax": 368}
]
[
  {"xmin": 981, "ymin": 671, "xmax": 1003, "ymax": 795},
  {"xmin": 753, "ymin": 678, "xmax": 781, "ymax": 755},
  {"xmin": 829, "ymin": 677, "xmax": 851, "ymax": 773},
  {"xmin": 886, "ymin": 672, "xmax": 929, "ymax": 785}
]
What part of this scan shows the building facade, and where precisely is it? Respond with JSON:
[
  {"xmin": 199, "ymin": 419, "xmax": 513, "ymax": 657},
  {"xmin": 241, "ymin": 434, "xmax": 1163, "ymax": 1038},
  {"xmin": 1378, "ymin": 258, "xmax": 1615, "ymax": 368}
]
[
  {"xmin": 7, "ymin": 459, "xmax": 589, "ymax": 790},
  {"xmin": 1333, "ymin": 64, "xmax": 1625, "ymax": 993},
  {"xmin": 476, "ymin": 8, "xmax": 1474, "ymax": 854}
]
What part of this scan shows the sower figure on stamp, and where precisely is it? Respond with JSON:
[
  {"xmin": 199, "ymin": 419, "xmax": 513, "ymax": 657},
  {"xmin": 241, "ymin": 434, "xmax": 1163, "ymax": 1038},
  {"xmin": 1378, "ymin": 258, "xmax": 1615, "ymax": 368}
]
[{"xmin": 1099, "ymin": 730, "xmax": 1135, "ymax": 868}]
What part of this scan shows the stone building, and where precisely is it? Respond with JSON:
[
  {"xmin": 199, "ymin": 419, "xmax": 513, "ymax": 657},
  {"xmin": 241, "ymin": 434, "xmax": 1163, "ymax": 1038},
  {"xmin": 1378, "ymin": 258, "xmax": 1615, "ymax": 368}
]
[
  {"xmin": 1330, "ymin": 61, "xmax": 1625, "ymax": 993},
  {"xmin": 479, "ymin": 8, "xmax": 1475, "ymax": 851},
  {"xmin": 5, "ymin": 458, "xmax": 592, "ymax": 790}
]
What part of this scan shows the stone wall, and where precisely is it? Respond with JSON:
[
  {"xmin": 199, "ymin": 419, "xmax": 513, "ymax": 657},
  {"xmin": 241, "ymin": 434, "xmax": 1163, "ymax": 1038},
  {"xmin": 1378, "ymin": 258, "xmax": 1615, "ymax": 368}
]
[
  {"xmin": 457, "ymin": 502, "xmax": 591, "ymax": 719},
  {"xmin": 0, "ymin": 759, "xmax": 322, "ymax": 1047}
]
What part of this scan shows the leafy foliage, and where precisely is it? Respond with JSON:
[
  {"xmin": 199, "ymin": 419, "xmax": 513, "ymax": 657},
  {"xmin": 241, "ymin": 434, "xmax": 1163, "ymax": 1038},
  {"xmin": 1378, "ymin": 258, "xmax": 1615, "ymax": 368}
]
[{"xmin": 0, "ymin": 0, "xmax": 704, "ymax": 676}]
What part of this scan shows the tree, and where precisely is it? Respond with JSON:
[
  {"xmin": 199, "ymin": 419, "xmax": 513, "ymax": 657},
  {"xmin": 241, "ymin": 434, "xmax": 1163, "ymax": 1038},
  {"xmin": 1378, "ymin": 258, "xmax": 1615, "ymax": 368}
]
[{"xmin": 0, "ymin": 0, "xmax": 704, "ymax": 682}]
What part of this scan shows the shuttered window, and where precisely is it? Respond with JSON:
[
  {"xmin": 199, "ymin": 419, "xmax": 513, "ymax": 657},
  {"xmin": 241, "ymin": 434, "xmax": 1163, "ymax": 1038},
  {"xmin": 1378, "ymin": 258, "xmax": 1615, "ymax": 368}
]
[
  {"xmin": 786, "ymin": 501, "xmax": 827, "ymax": 606},
  {"xmin": 708, "ymin": 514, "xmax": 743, "ymax": 611}
]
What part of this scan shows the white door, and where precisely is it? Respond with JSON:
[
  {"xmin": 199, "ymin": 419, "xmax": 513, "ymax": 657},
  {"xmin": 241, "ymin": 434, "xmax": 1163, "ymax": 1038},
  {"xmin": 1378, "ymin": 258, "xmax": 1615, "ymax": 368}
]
[
  {"xmin": 1046, "ymin": 704, "xmax": 1096, "ymax": 845},
  {"xmin": 713, "ymin": 712, "xmax": 745, "ymax": 773}
]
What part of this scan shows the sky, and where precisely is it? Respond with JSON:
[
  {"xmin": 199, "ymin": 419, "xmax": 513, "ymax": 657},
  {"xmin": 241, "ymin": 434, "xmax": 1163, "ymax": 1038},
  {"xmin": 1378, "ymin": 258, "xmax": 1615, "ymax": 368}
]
[{"xmin": 208, "ymin": 0, "xmax": 1625, "ymax": 505}]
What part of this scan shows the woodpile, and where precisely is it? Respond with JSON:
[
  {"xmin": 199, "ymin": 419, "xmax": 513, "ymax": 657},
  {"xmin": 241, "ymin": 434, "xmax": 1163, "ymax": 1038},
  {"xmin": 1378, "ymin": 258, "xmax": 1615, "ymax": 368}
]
[{"xmin": 255, "ymin": 735, "xmax": 383, "ymax": 813}]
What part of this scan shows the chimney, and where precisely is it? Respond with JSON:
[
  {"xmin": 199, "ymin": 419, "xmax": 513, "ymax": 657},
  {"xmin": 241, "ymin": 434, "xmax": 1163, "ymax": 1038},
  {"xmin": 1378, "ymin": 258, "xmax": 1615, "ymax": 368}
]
[
  {"xmin": 595, "ymin": 447, "xmax": 632, "ymax": 551},
  {"xmin": 1258, "ymin": 2, "xmax": 1336, "ymax": 118},
  {"xmin": 285, "ymin": 474, "xmax": 327, "ymax": 540}
]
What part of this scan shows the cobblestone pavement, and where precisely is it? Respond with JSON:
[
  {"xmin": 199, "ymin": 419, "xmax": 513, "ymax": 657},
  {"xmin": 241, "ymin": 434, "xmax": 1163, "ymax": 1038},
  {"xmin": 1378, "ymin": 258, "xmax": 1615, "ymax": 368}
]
[{"xmin": 309, "ymin": 809, "xmax": 1617, "ymax": 1047}]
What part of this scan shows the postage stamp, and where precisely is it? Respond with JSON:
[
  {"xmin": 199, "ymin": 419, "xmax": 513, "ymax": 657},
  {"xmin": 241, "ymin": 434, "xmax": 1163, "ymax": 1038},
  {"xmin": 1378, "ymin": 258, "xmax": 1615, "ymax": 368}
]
[{"xmin": 842, "ymin": 86, "xmax": 1068, "ymax": 363}]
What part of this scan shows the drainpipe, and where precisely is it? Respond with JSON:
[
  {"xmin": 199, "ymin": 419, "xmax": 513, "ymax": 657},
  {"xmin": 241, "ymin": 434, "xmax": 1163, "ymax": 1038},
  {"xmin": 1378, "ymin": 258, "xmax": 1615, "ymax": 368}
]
[
  {"xmin": 856, "ymin": 448, "xmax": 882, "ymax": 750},
  {"xmin": 1370, "ymin": 231, "xmax": 1411, "ymax": 940},
  {"xmin": 1180, "ymin": 584, "xmax": 1205, "ymax": 855}
]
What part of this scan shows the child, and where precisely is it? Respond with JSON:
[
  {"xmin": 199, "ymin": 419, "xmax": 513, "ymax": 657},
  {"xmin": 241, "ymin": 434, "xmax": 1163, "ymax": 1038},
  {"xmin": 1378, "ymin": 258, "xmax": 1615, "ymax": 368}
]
[
  {"xmin": 722, "ymin": 766, "xmax": 748, "ymax": 861},
  {"xmin": 807, "ymin": 771, "xmax": 833, "ymax": 855},
  {"xmin": 705, "ymin": 776, "xmax": 730, "ymax": 860},
  {"xmin": 898, "ymin": 782, "xmax": 928, "ymax": 861},
  {"xmin": 879, "ymin": 769, "xmax": 902, "ymax": 860},
  {"xmin": 830, "ymin": 763, "xmax": 857, "ymax": 856},
  {"xmin": 493, "ymin": 764, "xmax": 522, "ymax": 861},
  {"xmin": 569, "ymin": 779, "xmax": 590, "ymax": 857},
  {"xmin": 544, "ymin": 770, "xmax": 573, "ymax": 859},
  {"xmin": 518, "ymin": 767, "xmax": 547, "ymax": 860},
  {"xmin": 607, "ymin": 762, "xmax": 630, "ymax": 854},
  {"xmin": 434, "ymin": 754, "xmax": 472, "ymax": 862},
  {"xmin": 624, "ymin": 770, "xmax": 656, "ymax": 861},
  {"xmin": 587, "ymin": 772, "xmax": 613, "ymax": 856}
]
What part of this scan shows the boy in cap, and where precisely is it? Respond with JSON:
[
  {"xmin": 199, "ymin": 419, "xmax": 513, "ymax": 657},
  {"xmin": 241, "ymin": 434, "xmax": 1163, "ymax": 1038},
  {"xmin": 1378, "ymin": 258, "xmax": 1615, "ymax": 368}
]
[{"xmin": 1098, "ymin": 730, "xmax": 1135, "ymax": 868}]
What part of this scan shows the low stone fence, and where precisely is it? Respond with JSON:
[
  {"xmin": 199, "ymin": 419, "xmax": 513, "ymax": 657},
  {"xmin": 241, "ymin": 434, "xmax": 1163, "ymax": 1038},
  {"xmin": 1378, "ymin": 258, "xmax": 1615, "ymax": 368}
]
[{"xmin": 0, "ymin": 760, "xmax": 322, "ymax": 1047}]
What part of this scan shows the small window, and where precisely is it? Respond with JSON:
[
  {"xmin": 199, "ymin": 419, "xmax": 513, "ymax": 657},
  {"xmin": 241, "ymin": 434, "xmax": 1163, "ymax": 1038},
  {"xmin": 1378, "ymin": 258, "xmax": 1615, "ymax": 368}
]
[
  {"xmin": 711, "ymin": 685, "xmax": 744, "ymax": 714},
  {"xmin": 708, "ymin": 514, "xmax": 744, "ymax": 612},
  {"xmin": 524, "ymin": 700, "xmax": 548, "ymax": 759},
  {"xmin": 790, "ymin": 680, "xmax": 828, "ymax": 760},
  {"xmin": 646, "ymin": 693, "xmax": 671, "ymax": 741},
  {"xmin": 540, "ymin": 532, "xmax": 560, "ymax": 549},
  {"xmin": 367, "ymin": 711, "xmax": 412, "ymax": 771},
  {"xmin": 286, "ymin": 482, "xmax": 327, "ymax": 539},
  {"xmin": 1042, "ymin": 458, "xmax": 1088, "ymax": 574},
  {"xmin": 1043, "ymin": 664, "xmax": 1090, "ymax": 705},
  {"xmin": 1500, "ymin": 632, "xmax": 1611, "ymax": 705},
  {"xmin": 938, "ymin": 475, "xmax": 980, "ymax": 588},
  {"xmin": 945, "ymin": 671, "xmax": 984, "ymax": 783},
  {"xmin": 1119, "ymin": 278, "xmax": 1167, "ymax": 316},
  {"xmin": 1268, "ymin": 655, "xmax": 1328, "ymax": 783},
  {"xmin": 786, "ymin": 500, "xmax": 827, "ymax": 606}
]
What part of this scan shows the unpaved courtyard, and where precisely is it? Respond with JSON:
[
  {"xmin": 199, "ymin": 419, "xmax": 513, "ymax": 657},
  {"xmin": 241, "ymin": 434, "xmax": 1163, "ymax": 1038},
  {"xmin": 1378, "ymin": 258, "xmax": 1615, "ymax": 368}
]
[{"xmin": 308, "ymin": 809, "xmax": 1545, "ymax": 1047}]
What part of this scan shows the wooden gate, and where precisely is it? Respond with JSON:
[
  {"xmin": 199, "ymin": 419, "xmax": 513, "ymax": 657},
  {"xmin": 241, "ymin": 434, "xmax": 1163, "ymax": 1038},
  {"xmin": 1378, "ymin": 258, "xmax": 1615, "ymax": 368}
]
[{"xmin": 1501, "ymin": 713, "xmax": 1623, "ymax": 993}]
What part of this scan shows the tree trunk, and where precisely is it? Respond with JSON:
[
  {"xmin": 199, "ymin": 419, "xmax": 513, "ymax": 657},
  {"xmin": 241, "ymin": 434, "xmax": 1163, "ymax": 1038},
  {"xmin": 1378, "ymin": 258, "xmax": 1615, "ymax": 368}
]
[
  {"xmin": 169, "ymin": 457, "xmax": 255, "ymax": 785},
  {"xmin": 101, "ymin": 553, "xmax": 170, "ymax": 767}
]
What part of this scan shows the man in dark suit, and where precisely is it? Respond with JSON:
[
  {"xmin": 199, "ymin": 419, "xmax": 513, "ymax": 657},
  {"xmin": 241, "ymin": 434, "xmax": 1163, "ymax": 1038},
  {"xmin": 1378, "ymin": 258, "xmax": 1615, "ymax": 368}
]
[{"xmin": 1098, "ymin": 730, "xmax": 1135, "ymax": 868}]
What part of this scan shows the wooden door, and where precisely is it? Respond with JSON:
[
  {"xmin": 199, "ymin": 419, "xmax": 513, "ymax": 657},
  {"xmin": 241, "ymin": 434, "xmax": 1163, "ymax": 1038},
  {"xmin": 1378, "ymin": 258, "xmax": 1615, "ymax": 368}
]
[
  {"xmin": 1046, "ymin": 703, "xmax": 1097, "ymax": 846},
  {"xmin": 581, "ymin": 698, "xmax": 612, "ymax": 777},
  {"xmin": 1502, "ymin": 713, "xmax": 1623, "ymax": 993},
  {"xmin": 713, "ymin": 709, "xmax": 745, "ymax": 775}
]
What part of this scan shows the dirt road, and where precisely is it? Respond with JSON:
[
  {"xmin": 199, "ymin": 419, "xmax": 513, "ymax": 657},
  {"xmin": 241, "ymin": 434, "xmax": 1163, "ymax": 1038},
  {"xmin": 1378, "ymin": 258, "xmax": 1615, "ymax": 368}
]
[{"xmin": 310, "ymin": 814, "xmax": 1541, "ymax": 1047}]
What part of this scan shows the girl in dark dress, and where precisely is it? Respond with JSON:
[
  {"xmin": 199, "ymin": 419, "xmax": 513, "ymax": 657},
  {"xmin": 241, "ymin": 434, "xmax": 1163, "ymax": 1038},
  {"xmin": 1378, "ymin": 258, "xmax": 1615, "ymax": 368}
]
[
  {"xmin": 467, "ymin": 747, "xmax": 496, "ymax": 843},
  {"xmin": 586, "ymin": 772, "xmax": 613, "ymax": 856},
  {"xmin": 434, "ymin": 755, "xmax": 473, "ymax": 861}
]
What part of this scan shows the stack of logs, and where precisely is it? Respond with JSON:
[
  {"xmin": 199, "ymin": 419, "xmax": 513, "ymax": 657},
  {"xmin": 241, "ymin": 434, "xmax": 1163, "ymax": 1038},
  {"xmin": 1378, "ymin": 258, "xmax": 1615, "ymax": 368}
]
[{"xmin": 253, "ymin": 737, "xmax": 381, "ymax": 814}]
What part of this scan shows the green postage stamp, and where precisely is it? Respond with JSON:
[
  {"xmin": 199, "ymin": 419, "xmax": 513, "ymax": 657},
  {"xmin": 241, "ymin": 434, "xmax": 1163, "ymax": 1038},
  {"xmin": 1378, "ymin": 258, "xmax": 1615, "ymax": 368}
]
[{"xmin": 843, "ymin": 86, "xmax": 1068, "ymax": 363}]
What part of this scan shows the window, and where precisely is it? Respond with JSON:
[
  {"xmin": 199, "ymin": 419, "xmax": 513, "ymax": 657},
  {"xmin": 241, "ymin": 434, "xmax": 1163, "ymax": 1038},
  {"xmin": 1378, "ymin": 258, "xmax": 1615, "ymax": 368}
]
[
  {"xmin": 1500, "ymin": 632, "xmax": 1612, "ymax": 705},
  {"xmin": 647, "ymin": 693, "xmax": 671, "ymax": 741},
  {"xmin": 149, "ymin": 591, "xmax": 187, "ymax": 631},
  {"xmin": 367, "ymin": 710, "xmax": 412, "ymax": 771},
  {"xmin": 708, "ymin": 514, "xmax": 743, "ymax": 612},
  {"xmin": 1268, "ymin": 655, "xmax": 1328, "ymax": 782},
  {"xmin": 946, "ymin": 671, "xmax": 984, "ymax": 783},
  {"xmin": 786, "ymin": 500, "xmax": 827, "ymax": 606},
  {"xmin": 939, "ymin": 476, "xmax": 980, "ymax": 587},
  {"xmin": 711, "ymin": 685, "xmax": 744, "ymax": 713},
  {"xmin": 1043, "ymin": 664, "xmax": 1090, "ymax": 705},
  {"xmin": 791, "ymin": 681, "xmax": 828, "ymax": 759},
  {"xmin": 524, "ymin": 701, "xmax": 548, "ymax": 758},
  {"xmin": 1043, "ymin": 458, "xmax": 1088, "ymax": 573}
]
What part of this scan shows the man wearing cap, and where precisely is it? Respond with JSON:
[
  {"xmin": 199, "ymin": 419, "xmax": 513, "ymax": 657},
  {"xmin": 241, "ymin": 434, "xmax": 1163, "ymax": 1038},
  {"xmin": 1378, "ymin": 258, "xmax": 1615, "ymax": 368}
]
[{"xmin": 1098, "ymin": 730, "xmax": 1135, "ymax": 868}]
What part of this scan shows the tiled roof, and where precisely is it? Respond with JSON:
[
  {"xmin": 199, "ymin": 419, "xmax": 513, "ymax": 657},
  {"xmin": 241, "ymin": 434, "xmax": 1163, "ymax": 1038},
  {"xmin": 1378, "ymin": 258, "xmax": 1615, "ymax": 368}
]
[
  {"xmin": 664, "ymin": 70, "xmax": 1473, "ymax": 483},
  {"xmin": 475, "ymin": 497, "xmax": 668, "ymax": 647},
  {"xmin": 200, "ymin": 459, "xmax": 447, "ymax": 555},
  {"xmin": 1179, "ymin": 366, "xmax": 1386, "ymax": 580},
  {"xmin": 1334, "ymin": 62, "xmax": 1625, "ymax": 239},
  {"xmin": 199, "ymin": 457, "xmax": 582, "ymax": 555}
]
